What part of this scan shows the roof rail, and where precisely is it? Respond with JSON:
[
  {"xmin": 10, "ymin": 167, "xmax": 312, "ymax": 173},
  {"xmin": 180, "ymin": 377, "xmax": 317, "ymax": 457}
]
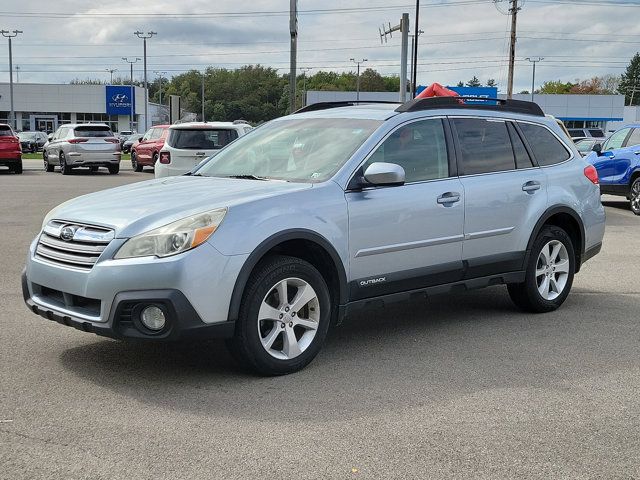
[
  {"xmin": 293, "ymin": 100, "xmax": 400, "ymax": 114},
  {"xmin": 395, "ymin": 96, "xmax": 545, "ymax": 117}
]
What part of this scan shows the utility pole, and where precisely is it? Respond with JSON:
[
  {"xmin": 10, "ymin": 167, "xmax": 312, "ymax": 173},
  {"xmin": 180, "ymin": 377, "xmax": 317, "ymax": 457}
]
[
  {"xmin": 409, "ymin": 30, "xmax": 424, "ymax": 97},
  {"xmin": 1, "ymin": 29, "xmax": 23, "ymax": 131},
  {"xmin": 507, "ymin": 0, "xmax": 519, "ymax": 99},
  {"xmin": 134, "ymin": 31, "xmax": 157, "ymax": 130},
  {"xmin": 525, "ymin": 57, "xmax": 543, "ymax": 102},
  {"xmin": 153, "ymin": 70, "xmax": 167, "ymax": 105},
  {"xmin": 350, "ymin": 59, "xmax": 367, "ymax": 101},
  {"xmin": 289, "ymin": 0, "xmax": 298, "ymax": 113},
  {"xmin": 201, "ymin": 71, "xmax": 205, "ymax": 122},
  {"xmin": 123, "ymin": 57, "xmax": 141, "ymax": 132},
  {"xmin": 412, "ymin": 0, "xmax": 420, "ymax": 98},
  {"xmin": 379, "ymin": 14, "xmax": 410, "ymax": 102},
  {"xmin": 105, "ymin": 68, "xmax": 117, "ymax": 84},
  {"xmin": 300, "ymin": 67, "xmax": 312, "ymax": 107}
]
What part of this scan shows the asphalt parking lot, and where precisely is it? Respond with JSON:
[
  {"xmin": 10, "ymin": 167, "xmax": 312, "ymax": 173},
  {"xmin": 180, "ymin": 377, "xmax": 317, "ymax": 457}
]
[{"xmin": 1, "ymin": 159, "xmax": 639, "ymax": 479}]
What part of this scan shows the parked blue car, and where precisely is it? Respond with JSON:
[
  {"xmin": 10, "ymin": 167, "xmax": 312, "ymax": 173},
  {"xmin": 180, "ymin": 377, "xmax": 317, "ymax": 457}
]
[{"xmin": 587, "ymin": 124, "xmax": 640, "ymax": 215}]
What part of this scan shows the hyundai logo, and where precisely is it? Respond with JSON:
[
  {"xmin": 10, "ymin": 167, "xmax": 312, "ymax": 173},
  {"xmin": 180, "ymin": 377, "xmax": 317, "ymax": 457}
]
[
  {"xmin": 112, "ymin": 93, "xmax": 128, "ymax": 102},
  {"xmin": 60, "ymin": 225, "xmax": 78, "ymax": 242}
]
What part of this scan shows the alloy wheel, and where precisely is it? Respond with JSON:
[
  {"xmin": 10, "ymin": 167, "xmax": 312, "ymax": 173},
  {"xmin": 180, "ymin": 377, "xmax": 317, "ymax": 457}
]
[
  {"xmin": 536, "ymin": 240, "xmax": 570, "ymax": 301},
  {"xmin": 630, "ymin": 179, "xmax": 640, "ymax": 215},
  {"xmin": 257, "ymin": 277, "xmax": 320, "ymax": 360}
]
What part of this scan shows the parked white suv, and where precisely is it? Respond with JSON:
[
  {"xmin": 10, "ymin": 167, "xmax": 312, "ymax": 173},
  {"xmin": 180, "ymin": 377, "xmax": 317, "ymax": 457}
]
[{"xmin": 155, "ymin": 121, "xmax": 251, "ymax": 178}]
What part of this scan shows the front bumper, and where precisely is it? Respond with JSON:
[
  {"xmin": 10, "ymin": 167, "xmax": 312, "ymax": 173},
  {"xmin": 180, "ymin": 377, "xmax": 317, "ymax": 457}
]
[
  {"xmin": 22, "ymin": 272, "xmax": 234, "ymax": 340},
  {"xmin": 23, "ymin": 236, "xmax": 247, "ymax": 340}
]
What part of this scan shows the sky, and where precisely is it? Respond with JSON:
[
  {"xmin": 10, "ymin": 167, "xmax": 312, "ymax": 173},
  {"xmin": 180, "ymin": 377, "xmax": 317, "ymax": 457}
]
[{"xmin": 1, "ymin": 0, "xmax": 640, "ymax": 93}]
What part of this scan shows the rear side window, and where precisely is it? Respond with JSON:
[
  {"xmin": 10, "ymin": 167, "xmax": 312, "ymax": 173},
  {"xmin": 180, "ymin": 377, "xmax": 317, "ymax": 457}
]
[
  {"xmin": 74, "ymin": 126, "xmax": 112, "ymax": 138},
  {"xmin": 0, "ymin": 126, "xmax": 13, "ymax": 136},
  {"xmin": 452, "ymin": 118, "xmax": 515, "ymax": 175},
  {"xmin": 604, "ymin": 128, "xmax": 630, "ymax": 151},
  {"xmin": 364, "ymin": 118, "xmax": 449, "ymax": 183},
  {"xmin": 518, "ymin": 123, "xmax": 571, "ymax": 166},
  {"xmin": 507, "ymin": 123, "xmax": 534, "ymax": 169},
  {"xmin": 168, "ymin": 129, "xmax": 238, "ymax": 150},
  {"xmin": 625, "ymin": 128, "xmax": 640, "ymax": 147},
  {"xmin": 588, "ymin": 129, "xmax": 605, "ymax": 138}
]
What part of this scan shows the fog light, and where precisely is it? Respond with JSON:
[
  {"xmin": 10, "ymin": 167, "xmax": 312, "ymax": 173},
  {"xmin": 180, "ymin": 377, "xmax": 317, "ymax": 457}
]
[{"xmin": 140, "ymin": 305, "xmax": 166, "ymax": 331}]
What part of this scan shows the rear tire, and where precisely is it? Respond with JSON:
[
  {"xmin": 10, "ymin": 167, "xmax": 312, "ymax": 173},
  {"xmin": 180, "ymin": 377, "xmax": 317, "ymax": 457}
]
[
  {"xmin": 508, "ymin": 225, "xmax": 575, "ymax": 313},
  {"xmin": 59, "ymin": 152, "xmax": 71, "ymax": 175},
  {"xmin": 108, "ymin": 164, "xmax": 120, "ymax": 175},
  {"xmin": 89, "ymin": 166, "xmax": 99, "ymax": 173},
  {"xmin": 227, "ymin": 255, "xmax": 332, "ymax": 375},
  {"xmin": 630, "ymin": 177, "xmax": 640, "ymax": 216},
  {"xmin": 43, "ymin": 152, "xmax": 54, "ymax": 172},
  {"xmin": 13, "ymin": 161, "xmax": 23, "ymax": 174}
]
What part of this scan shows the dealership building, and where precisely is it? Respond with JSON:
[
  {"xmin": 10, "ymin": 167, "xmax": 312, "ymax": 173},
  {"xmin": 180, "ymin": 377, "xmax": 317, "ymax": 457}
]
[
  {"xmin": 306, "ymin": 89, "xmax": 626, "ymax": 133},
  {"xmin": 0, "ymin": 82, "xmax": 169, "ymax": 133}
]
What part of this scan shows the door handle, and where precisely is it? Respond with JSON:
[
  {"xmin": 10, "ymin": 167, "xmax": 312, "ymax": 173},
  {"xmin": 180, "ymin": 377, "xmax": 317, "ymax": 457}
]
[
  {"xmin": 437, "ymin": 192, "xmax": 461, "ymax": 204},
  {"xmin": 522, "ymin": 181, "xmax": 541, "ymax": 193},
  {"xmin": 634, "ymin": 151, "xmax": 640, "ymax": 155}
]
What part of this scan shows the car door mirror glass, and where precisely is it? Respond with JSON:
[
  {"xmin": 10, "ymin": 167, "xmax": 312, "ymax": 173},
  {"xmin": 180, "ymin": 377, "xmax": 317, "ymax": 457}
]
[
  {"xmin": 592, "ymin": 143, "xmax": 602, "ymax": 155},
  {"xmin": 363, "ymin": 162, "xmax": 405, "ymax": 186}
]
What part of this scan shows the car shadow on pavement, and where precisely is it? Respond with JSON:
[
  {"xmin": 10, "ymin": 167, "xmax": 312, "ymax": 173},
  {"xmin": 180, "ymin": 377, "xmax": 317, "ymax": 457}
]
[
  {"xmin": 601, "ymin": 199, "xmax": 632, "ymax": 213},
  {"xmin": 58, "ymin": 286, "xmax": 625, "ymax": 422}
]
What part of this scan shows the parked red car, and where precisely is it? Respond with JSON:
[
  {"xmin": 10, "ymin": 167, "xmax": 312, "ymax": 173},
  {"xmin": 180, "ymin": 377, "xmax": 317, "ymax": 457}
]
[
  {"xmin": 130, "ymin": 124, "xmax": 170, "ymax": 172},
  {"xmin": 0, "ymin": 123, "xmax": 22, "ymax": 174}
]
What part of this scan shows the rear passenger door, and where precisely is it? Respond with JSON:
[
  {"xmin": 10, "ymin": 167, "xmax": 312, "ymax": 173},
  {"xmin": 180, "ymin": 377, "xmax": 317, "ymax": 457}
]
[
  {"xmin": 346, "ymin": 118, "xmax": 465, "ymax": 300},
  {"xmin": 451, "ymin": 117, "xmax": 548, "ymax": 277}
]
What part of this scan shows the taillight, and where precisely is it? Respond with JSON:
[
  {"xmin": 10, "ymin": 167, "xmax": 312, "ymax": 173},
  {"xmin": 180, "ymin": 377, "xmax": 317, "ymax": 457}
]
[
  {"xmin": 104, "ymin": 138, "xmax": 120, "ymax": 143},
  {"xmin": 68, "ymin": 138, "xmax": 89, "ymax": 144},
  {"xmin": 584, "ymin": 165, "xmax": 599, "ymax": 185},
  {"xmin": 159, "ymin": 152, "xmax": 171, "ymax": 164}
]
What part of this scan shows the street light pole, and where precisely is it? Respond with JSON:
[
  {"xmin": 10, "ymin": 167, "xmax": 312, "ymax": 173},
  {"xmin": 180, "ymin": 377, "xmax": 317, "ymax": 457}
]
[
  {"xmin": 134, "ymin": 31, "xmax": 157, "ymax": 131},
  {"xmin": 300, "ymin": 67, "xmax": 312, "ymax": 107},
  {"xmin": 201, "ymin": 71, "xmax": 205, "ymax": 122},
  {"xmin": 153, "ymin": 70, "xmax": 167, "ymax": 105},
  {"xmin": 1, "ymin": 29, "xmax": 23, "ymax": 131},
  {"xmin": 105, "ymin": 68, "xmax": 117, "ymax": 84},
  {"xmin": 123, "ymin": 57, "xmax": 141, "ymax": 132},
  {"xmin": 350, "ymin": 58, "xmax": 367, "ymax": 101},
  {"xmin": 525, "ymin": 57, "xmax": 543, "ymax": 102}
]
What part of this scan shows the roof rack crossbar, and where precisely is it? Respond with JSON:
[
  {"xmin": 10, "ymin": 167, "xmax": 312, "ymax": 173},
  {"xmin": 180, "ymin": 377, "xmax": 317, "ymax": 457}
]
[
  {"xmin": 293, "ymin": 100, "xmax": 400, "ymax": 114},
  {"xmin": 395, "ymin": 96, "xmax": 544, "ymax": 117}
]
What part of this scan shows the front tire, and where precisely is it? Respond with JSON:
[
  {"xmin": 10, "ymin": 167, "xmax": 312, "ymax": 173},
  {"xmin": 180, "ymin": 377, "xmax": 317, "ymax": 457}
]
[
  {"xmin": 43, "ymin": 152, "xmax": 54, "ymax": 172},
  {"xmin": 131, "ymin": 151, "xmax": 142, "ymax": 172},
  {"xmin": 508, "ymin": 225, "xmax": 575, "ymax": 313},
  {"xmin": 630, "ymin": 178, "xmax": 640, "ymax": 216},
  {"xmin": 227, "ymin": 255, "xmax": 332, "ymax": 375}
]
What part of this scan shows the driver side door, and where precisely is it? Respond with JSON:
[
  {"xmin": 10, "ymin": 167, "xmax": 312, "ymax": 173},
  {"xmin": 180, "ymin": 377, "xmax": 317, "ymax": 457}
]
[{"xmin": 345, "ymin": 118, "xmax": 465, "ymax": 301}]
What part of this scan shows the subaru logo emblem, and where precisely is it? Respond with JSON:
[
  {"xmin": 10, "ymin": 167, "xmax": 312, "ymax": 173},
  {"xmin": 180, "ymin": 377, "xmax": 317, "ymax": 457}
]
[
  {"xmin": 112, "ymin": 93, "xmax": 128, "ymax": 102},
  {"xmin": 60, "ymin": 225, "xmax": 77, "ymax": 242}
]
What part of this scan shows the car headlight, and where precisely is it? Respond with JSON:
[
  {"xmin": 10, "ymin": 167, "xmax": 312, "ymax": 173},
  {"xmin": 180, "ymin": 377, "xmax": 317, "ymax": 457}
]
[{"xmin": 114, "ymin": 208, "xmax": 227, "ymax": 259}]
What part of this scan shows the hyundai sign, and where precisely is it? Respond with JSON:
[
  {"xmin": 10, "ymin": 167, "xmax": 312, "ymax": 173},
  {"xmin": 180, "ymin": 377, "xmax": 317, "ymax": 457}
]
[{"xmin": 106, "ymin": 85, "xmax": 135, "ymax": 115}]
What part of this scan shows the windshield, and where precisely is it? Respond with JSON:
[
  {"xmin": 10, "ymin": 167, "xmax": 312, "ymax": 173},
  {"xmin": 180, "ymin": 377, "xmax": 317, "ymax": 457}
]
[
  {"xmin": 576, "ymin": 140, "xmax": 595, "ymax": 153},
  {"xmin": 194, "ymin": 118, "xmax": 381, "ymax": 182}
]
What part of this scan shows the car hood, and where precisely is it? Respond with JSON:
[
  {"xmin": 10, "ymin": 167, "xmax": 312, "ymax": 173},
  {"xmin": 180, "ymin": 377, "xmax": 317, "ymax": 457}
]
[{"xmin": 45, "ymin": 175, "xmax": 313, "ymax": 238}]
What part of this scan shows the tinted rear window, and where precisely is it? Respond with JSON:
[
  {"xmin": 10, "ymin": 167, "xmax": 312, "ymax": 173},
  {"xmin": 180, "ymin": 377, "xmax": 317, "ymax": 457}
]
[
  {"xmin": 452, "ymin": 118, "xmax": 516, "ymax": 175},
  {"xmin": 0, "ymin": 126, "xmax": 13, "ymax": 136},
  {"xmin": 588, "ymin": 129, "xmax": 605, "ymax": 137},
  {"xmin": 168, "ymin": 129, "xmax": 238, "ymax": 150},
  {"xmin": 519, "ymin": 123, "xmax": 571, "ymax": 166},
  {"xmin": 73, "ymin": 126, "xmax": 113, "ymax": 137},
  {"xmin": 568, "ymin": 129, "xmax": 583, "ymax": 137}
]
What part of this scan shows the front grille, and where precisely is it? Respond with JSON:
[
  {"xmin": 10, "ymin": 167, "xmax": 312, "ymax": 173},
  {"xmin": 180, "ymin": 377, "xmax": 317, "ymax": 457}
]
[{"xmin": 35, "ymin": 220, "xmax": 114, "ymax": 270}]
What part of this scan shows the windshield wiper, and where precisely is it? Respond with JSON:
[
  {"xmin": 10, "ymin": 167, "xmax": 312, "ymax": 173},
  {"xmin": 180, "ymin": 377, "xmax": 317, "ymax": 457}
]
[{"xmin": 225, "ymin": 174, "xmax": 269, "ymax": 181}]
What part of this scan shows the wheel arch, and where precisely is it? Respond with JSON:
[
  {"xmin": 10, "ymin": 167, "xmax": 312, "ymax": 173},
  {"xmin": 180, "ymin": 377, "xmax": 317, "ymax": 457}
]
[
  {"xmin": 227, "ymin": 229, "xmax": 348, "ymax": 323},
  {"xmin": 525, "ymin": 206, "xmax": 585, "ymax": 273},
  {"xmin": 630, "ymin": 168, "xmax": 640, "ymax": 185}
]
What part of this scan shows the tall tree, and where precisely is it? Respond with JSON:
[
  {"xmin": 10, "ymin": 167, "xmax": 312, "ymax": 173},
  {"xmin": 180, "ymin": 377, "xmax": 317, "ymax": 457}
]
[
  {"xmin": 486, "ymin": 78, "xmax": 497, "ymax": 87},
  {"xmin": 538, "ymin": 80, "xmax": 574, "ymax": 94},
  {"xmin": 618, "ymin": 52, "xmax": 640, "ymax": 105}
]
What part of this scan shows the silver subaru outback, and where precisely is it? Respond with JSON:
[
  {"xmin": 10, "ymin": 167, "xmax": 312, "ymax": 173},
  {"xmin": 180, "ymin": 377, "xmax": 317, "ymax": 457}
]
[{"xmin": 23, "ymin": 97, "xmax": 605, "ymax": 375}]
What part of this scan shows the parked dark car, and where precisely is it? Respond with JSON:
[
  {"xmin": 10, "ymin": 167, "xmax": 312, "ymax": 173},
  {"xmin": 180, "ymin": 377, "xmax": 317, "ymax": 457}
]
[
  {"xmin": 121, "ymin": 133, "xmax": 139, "ymax": 154},
  {"xmin": 18, "ymin": 131, "xmax": 48, "ymax": 153},
  {"xmin": 0, "ymin": 123, "xmax": 22, "ymax": 173}
]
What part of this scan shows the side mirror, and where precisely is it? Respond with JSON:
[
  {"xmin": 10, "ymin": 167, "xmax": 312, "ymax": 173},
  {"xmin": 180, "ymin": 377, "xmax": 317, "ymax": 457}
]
[
  {"xmin": 592, "ymin": 143, "xmax": 602, "ymax": 155},
  {"xmin": 47, "ymin": 134, "xmax": 53, "ymax": 141},
  {"xmin": 363, "ymin": 162, "xmax": 405, "ymax": 186}
]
